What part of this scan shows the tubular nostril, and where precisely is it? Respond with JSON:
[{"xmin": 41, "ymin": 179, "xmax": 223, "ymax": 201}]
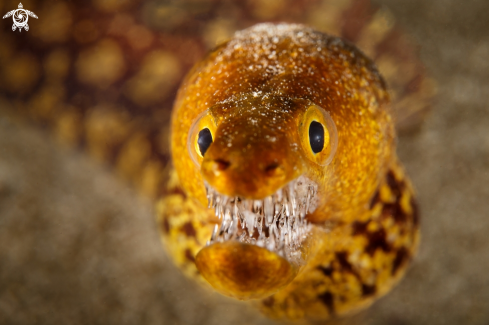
[
  {"xmin": 264, "ymin": 163, "xmax": 283, "ymax": 177},
  {"xmin": 214, "ymin": 159, "xmax": 231, "ymax": 171}
]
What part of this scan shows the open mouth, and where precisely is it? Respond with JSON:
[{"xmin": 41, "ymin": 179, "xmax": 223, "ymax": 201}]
[{"xmin": 205, "ymin": 175, "xmax": 318, "ymax": 262}]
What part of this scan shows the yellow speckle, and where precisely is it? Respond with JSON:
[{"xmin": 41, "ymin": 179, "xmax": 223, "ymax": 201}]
[
  {"xmin": 76, "ymin": 39, "xmax": 126, "ymax": 89},
  {"xmin": 35, "ymin": 3, "xmax": 72, "ymax": 43},
  {"xmin": 43, "ymin": 49, "xmax": 70, "ymax": 81},
  {"xmin": 124, "ymin": 51, "xmax": 180, "ymax": 106},
  {"xmin": 127, "ymin": 25, "xmax": 154, "ymax": 50},
  {"xmin": 2, "ymin": 53, "xmax": 40, "ymax": 93}
]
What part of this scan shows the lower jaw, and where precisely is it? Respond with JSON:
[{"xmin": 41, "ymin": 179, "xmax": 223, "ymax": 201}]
[
  {"xmin": 195, "ymin": 241, "xmax": 300, "ymax": 300},
  {"xmin": 197, "ymin": 176, "xmax": 319, "ymax": 299}
]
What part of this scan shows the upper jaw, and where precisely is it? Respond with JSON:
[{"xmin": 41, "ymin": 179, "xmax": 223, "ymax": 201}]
[{"xmin": 204, "ymin": 175, "xmax": 319, "ymax": 262}]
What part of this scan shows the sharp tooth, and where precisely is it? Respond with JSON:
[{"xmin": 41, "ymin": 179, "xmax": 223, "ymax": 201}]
[
  {"xmin": 267, "ymin": 232, "xmax": 276, "ymax": 251},
  {"xmin": 224, "ymin": 208, "xmax": 231, "ymax": 232},
  {"xmin": 253, "ymin": 200, "xmax": 262, "ymax": 214},
  {"xmin": 264, "ymin": 196, "xmax": 273, "ymax": 221},
  {"xmin": 211, "ymin": 224, "xmax": 218, "ymax": 241},
  {"xmin": 239, "ymin": 232, "xmax": 246, "ymax": 241},
  {"xmin": 231, "ymin": 214, "xmax": 238, "ymax": 237},
  {"xmin": 244, "ymin": 210, "xmax": 255, "ymax": 233},
  {"xmin": 287, "ymin": 212, "xmax": 292, "ymax": 244},
  {"xmin": 215, "ymin": 204, "xmax": 220, "ymax": 218},
  {"xmin": 300, "ymin": 202, "xmax": 306, "ymax": 220},
  {"xmin": 206, "ymin": 186, "xmax": 212, "ymax": 208},
  {"xmin": 288, "ymin": 182, "xmax": 296, "ymax": 204},
  {"xmin": 221, "ymin": 196, "xmax": 229, "ymax": 208},
  {"xmin": 257, "ymin": 214, "xmax": 263, "ymax": 236},
  {"xmin": 276, "ymin": 189, "xmax": 282, "ymax": 202},
  {"xmin": 233, "ymin": 200, "xmax": 238, "ymax": 219},
  {"xmin": 306, "ymin": 190, "xmax": 311, "ymax": 214}
]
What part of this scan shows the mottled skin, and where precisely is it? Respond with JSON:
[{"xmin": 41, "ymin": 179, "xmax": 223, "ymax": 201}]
[
  {"xmin": 0, "ymin": 0, "xmax": 433, "ymax": 322},
  {"xmin": 161, "ymin": 24, "xmax": 420, "ymax": 321}
]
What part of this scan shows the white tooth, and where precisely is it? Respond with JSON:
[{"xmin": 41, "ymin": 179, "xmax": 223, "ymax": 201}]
[
  {"xmin": 306, "ymin": 190, "xmax": 311, "ymax": 214},
  {"xmin": 221, "ymin": 196, "xmax": 229, "ymax": 208},
  {"xmin": 244, "ymin": 211, "xmax": 255, "ymax": 233},
  {"xmin": 256, "ymin": 239, "xmax": 264, "ymax": 247},
  {"xmin": 253, "ymin": 200, "xmax": 262, "ymax": 214},
  {"xmin": 276, "ymin": 189, "xmax": 282, "ymax": 202},
  {"xmin": 287, "ymin": 214, "xmax": 292, "ymax": 244},
  {"xmin": 288, "ymin": 182, "xmax": 295, "ymax": 203},
  {"xmin": 267, "ymin": 233, "xmax": 276, "ymax": 251},
  {"xmin": 234, "ymin": 200, "xmax": 238, "ymax": 219},
  {"xmin": 231, "ymin": 214, "xmax": 238, "ymax": 237},
  {"xmin": 267, "ymin": 213, "xmax": 274, "ymax": 225},
  {"xmin": 291, "ymin": 201, "xmax": 296, "ymax": 217},
  {"xmin": 300, "ymin": 203, "xmax": 306, "ymax": 220},
  {"xmin": 257, "ymin": 214, "xmax": 263, "ymax": 235},
  {"xmin": 239, "ymin": 232, "xmax": 246, "ymax": 241},
  {"xmin": 285, "ymin": 202, "xmax": 290, "ymax": 217},
  {"xmin": 211, "ymin": 224, "xmax": 218, "ymax": 241},
  {"xmin": 264, "ymin": 196, "xmax": 273, "ymax": 220},
  {"xmin": 206, "ymin": 187, "xmax": 212, "ymax": 208},
  {"xmin": 240, "ymin": 211, "xmax": 246, "ymax": 229}
]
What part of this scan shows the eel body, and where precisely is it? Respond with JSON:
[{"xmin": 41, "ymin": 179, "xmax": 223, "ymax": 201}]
[{"xmin": 0, "ymin": 0, "xmax": 434, "ymax": 322}]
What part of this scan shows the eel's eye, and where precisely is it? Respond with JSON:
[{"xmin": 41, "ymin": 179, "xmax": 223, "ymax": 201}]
[
  {"xmin": 198, "ymin": 128, "xmax": 213, "ymax": 156},
  {"xmin": 188, "ymin": 110, "xmax": 217, "ymax": 166},
  {"xmin": 309, "ymin": 121, "xmax": 324, "ymax": 153},
  {"xmin": 298, "ymin": 104, "xmax": 338, "ymax": 166}
]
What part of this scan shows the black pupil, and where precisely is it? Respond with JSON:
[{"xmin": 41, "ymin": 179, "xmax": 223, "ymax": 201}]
[
  {"xmin": 197, "ymin": 128, "xmax": 213, "ymax": 156},
  {"xmin": 309, "ymin": 121, "xmax": 324, "ymax": 154}
]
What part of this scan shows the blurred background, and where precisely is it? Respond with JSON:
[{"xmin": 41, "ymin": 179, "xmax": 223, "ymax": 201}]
[{"xmin": 0, "ymin": 0, "xmax": 488, "ymax": 324}]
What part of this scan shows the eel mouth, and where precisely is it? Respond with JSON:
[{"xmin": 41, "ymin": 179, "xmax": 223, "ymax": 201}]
[
  {"xmin": 205, "ymin": 175, "xmax": 318, "ymax": 261},
  {"xmin": 195, "ymin": 175, "xmax": 319, "ymax": 300}
]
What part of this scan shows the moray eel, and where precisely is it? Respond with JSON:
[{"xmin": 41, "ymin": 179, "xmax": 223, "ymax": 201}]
[
  {"xmin": 0, "ymin": 0, "xmax": 435, "ymax": 322},
  {"xmin": 161, "ymin": 23, "xmax": 420, "ymax": 320}
]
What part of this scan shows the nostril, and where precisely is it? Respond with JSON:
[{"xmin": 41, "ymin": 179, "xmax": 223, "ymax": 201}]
[
  {"xmin": 264, "ymin": 163, "xmax": 282, "ymax": 176},
  {"xmin": 214, "ymin": 159, "xmax": 231, "ymax": 171}
]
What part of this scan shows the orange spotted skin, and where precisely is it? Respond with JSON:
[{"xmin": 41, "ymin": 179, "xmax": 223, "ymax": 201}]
[{"xmin": 0, "ymin": 0, "xmax": 433, "ymax": 322}]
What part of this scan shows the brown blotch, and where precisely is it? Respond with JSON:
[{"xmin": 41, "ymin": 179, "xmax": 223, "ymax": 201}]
[
  {"xmin": 362, "ymin": 283, "xmax": 377, "ymax": 296},
  {"xmin": 168, "ymin": 186, "xmax": 187, "ymax": 198},
  {"xmin": 162, "ymin": 218, "xmax": 170, "ymax": 234},
  {"xmin": 336, "ymin": 252, "xmax": 354, "ymax": 273},
  {"xmin": 262, "ymin": 296, "xmax": 275, "ymax": 307},
  {"xmin": 366, "ymin": 228, "xmax": 391, "ymax": 255},
  {"xmin": 318, "ymin": 291, "xmax": 335, "ymax": 315},
  {"xmin": 386, "ymin": 171, "xmax": 403, "ymax": 198},
  {"xmin": 369, "ymin": 190, "xmax": 381, "ymax": 209},
  {"xmin": 181, "ymin": 222, "xmax": 197, "ymax": 238},
  {"xmin": 352, "ymin": 220, "xmax": 370, "ymax": 235},
  {"xmin": 382, "ymin": 202, "xmax": 407, "ymax": 224},
  {"xmin": 318, "ymin": 265, "xmax": 334, "ymax": 277},
  {"xmin": 392, "ymin": 247, "xmax": 410, "ymax": 275},
  {"xmin": 185, "ymin": 249, "xmax": 196, "ymax": 263}
]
